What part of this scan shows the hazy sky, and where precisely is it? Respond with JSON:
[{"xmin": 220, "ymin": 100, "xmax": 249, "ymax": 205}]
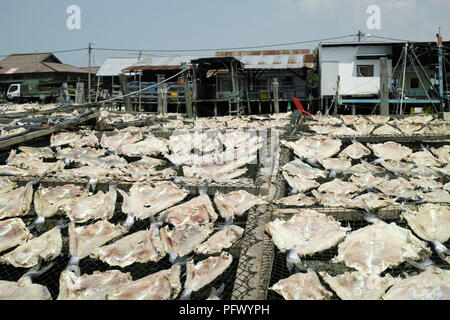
[{"xmin": 0, "ymin": 0, "xmax": 449, "ymax": 67}]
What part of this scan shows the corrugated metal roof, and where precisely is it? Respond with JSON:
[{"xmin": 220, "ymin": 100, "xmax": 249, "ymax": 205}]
[
  {"xmin": 225, "ymin": 53, "xmax": 313, "ymax": 69},
  {"xmin": 123, "ymin": 56, "xmax": 200, "ymax": 71},
  {"xmin": 96, "ymin": 57, "xmax": 139, "ymax": 76}
]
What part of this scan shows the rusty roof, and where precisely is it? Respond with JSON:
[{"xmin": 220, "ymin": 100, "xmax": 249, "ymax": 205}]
[{"xmin": 216, "ymin": 50, "xmax": 314, "ymax": 69}]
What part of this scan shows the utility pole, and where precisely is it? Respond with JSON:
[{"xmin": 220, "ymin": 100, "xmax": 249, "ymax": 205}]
[
  {"xmin": 399, "ymin": 42, "xmax": 408, "ymax": 115},
  {"xmin": 437, "ymin": 28, "xmax": 445, "ymax": 118},
  {"xmin": 88, "ymin": 42, "xmax": 96, "ymax": 103},
  {"xmin": 358, "ymin": 30, "xmax": 362, "ymax": 42},
  {"xmin": 380, "ymin": 57, "xmax": 389, "ymax": 115}
]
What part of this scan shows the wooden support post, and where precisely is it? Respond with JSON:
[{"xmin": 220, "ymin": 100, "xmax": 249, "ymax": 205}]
[
  {"xmin": 118, "ymin": 73, "xmax": 132, "ymax": 111},
  {"xmin": 380, "ymin": 57, "xmax": 389, "ymax": 115},
  {"xmin": 247, "ymin": 99, "xmax": 251, "ymax": 115},
  {"xmin": 181, "ymin": 63, "xmax": 193, "ymax": 118},
  {"xmin": 352, "ymin": 104, "xmax": 356, "ymax": 115},
  {"xmin": 138, "ymin": 73, "xmax": 142, "ymax": 112},
  {"xmin": 162, "ymin": 83, "xmax": 168, "ymax": 114},
  {"xmin": 214, "ymin": 101, "xmax": 218, "ymax": 116},
  {"xmin": 272, "ymin": 77, "xmax": 279, "ymax": 114},
  {"xmin": 192, "ymin": 64, "xmax": 198, "ymax": 118},
  {"xmin": 333, "ymin": 75, "xmax": 340, "ymax": 115},
  {"xmin": 258, "ymin": 100, "xmax": 262, "ymax": 115}
]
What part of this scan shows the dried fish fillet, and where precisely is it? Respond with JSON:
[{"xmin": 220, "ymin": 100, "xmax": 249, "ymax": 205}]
[
  {"xmin": 346, "ymin": 161, "xmax": 385, "ymax": 176},
  {"xmin": 90, "ymin": 226, "xmax": 166, "ymax": 267},
  {"xmin": 318, "ymin": 179, "xmax": 360, "ymax": 195},
  {"xmin": 383, "ymin": 267, "xmax": 450, "ymax": 300},
  {"xmin": 0, "ymin": 227, "xmax": 62, "ymax": 268},
  {"xmin": 349, "ymin": 173, "xmax": 388, "ymax": 189},
  {"xmin": 58, "ymin": 269, "xmax": 132, "ymax": 300},
  {"xmin": 332, "ymin": 220, "xmax": 430, "ymax": 274},
  {"xmin": 185, "ymin": 252, "xmax": 233, "ymax": 293},
  {"xmin": 368, "ymin": 142, "xmax": 412, "ymax": 161},
  {"xmin": 195, "ymin": 225, "xmax": 244, "ymax": 255},
  {"xmin": 66, "ymin": 185, "xmax": 117, "ymax": 223},
  {"xmin": 214, "ymin": 190, "xmax": 268, "ymax": 220},
  {"xmin": 431, "ymin": 146, "xmax": 450, "ymax": 163},
  {"xmin": 118, "ymin": 182, "xmax": 188, "ymax": 221},
  {"xmin": 282, "ymin": 172, "xmax": 319, "ymax": 193},
  {"xmin": 372, "ymin": 124, "xmax": 402, "ymax": 135},
  {"xmin": 312, "ymin": 190, "xmax": 356, "ymax": 208},
  {"xmin": 318, "ymin": 158, "xmax": 352, "ymax": 173},
  {"xmin": 107, "ymin": 265, "xmax": 181, "ymax": 300},
  {"xmin": 0, "ymin": 218, "xmax": 32, "ymax": 254},
  {"xmin": 282, "ymin": 135, "xmax": 342, "ymax": 161},
  {"xmin": 265, "ymin": 210, "xmax": 350, "ymax": 256},
  {"xmin": 376, "ymin": 178, "xmax": 417, "ymax": 199},
  {"xmin": 270, "ymin": 271, "xmax": 333, "ymax": 300},
  {"xmin": 402, "ymin": 204, "xmax": 450, "ymax": 243},
  {"xmin": 160, "ymin": 224, "xmax": 214, "ymax": 257},
  {"xmin": 0, "ymin": 182, "xmax": 34, "ymax": 220},
  {"xmin": 0, "ymin": 275, "xmax": 52, "ymax": 300},
  {"xmin": 0, "ymin": 178, "xmax": 17, "ymax": 196},
  {"xmin": 34, "ymin": 184, "xmax": 89, "ymax": 218},
  {"xmin": 380, "ymin": 160, "xmax": 414, "ymax": 175},
  {"xmin": 100, "ymin": 131, "xmax": 143, "ymax": 153},
  {"xmin": 345, "ymin": 192, "xmax": 397, "ymax": 210},
  {"xmin": 281, "ymin": 158, "xmax": 327, "ymax": 179},
  {"xmin": 50, "ymin": 132, "xmax": 80, "ymax": 147},
  {"xmin": 419, "ymin": 189, "xmax": 450, "ymax": 203},
  {"xmin": 409, "ymin": 149, "xmax": 443, "ymax": 167},
  {"xmin": 274, "ymin": 193, "xmax": 317, "ymax": 207},
  {"xmin": 120, "ymin": 136, "xmax": 168, "ymax": 157},
  {"xmin": 167, "ymin": 194, "xmax": 217, "ymax": 228},
  {"xmin": 69, "ymin": 221, "xmax": 127, "ymax": 260},
  {"xmin": 320, "ymin": 271, "xmax": 398, "ymax": 300}
]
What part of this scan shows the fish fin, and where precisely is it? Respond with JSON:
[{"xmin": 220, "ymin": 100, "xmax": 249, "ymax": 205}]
[
  {"xmin": 86, "ymin": 177, "xmax": 97, "ymax": 192},
  {"xmin": 24, "ymin": 261, "xmax": 55, "ymax": 280},
  {"xmin": 179, "ymin": 288, "xmax": 193, "ymax": 300},
  {"xmin": 405, "ymin": 250, "xmax": 435, "ymax": 270},
  {"xmin": 224, "ymin": 216, "xmax": 234, "ymax": 227},
  {"xmin": 123, "ymin": 215, "xmax": 135, "ymax": 229},
  {"xmin": 371, "ymin": 157, "xmax": 383, "ymax": 165},
  {"xmin": 151, "ymin": 211, "xmax": 168, "ymax": 229},
  {"xmin": 305, "ymin": 158, "xmax": 319, "ymax": 168},
  {"xmin": 209, "ymin": 284, "xmax": 225, "ymax": 300},
  {"xmin": 286, "ymin": 249, "xmax": 305, "ymax": 273},
  {"xmin": 66, "ymin": 264, "xmax": 81, "ymax": 277},
  {"xmin": 356, "ymin": 203, "xmax": 379, "ymax": 224},
  {"xmin": 432, "ymin": 241, "xmax": 450, "ymax": 263},
  {"xmin": 328, "ymin": 169, "xmax": 337, "ymax": 179}
]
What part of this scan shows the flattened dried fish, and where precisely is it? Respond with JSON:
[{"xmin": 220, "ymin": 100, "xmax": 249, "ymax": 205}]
[
  {"xmin": 274, "ymin": 193, "xmax": 317, "ymax": 207},
  {"xmin": 214, "ymin": 190, "xmax": 268, "ymax": 220},
  {"xmin": 368, "ymin": 141, "xmax": 412, "ymax": 161},
  {"xmin": 282, "ymin": 135, "xmax": 342, "ymax": 161},
  {"xmin": 0, "ymin": 218, "xmax": 32, "ymax": 254},
  {"xmin": 0, "ymin": 275, "xmax": 52, "ymax": 300},
  {"xmin": 90, "ymin": 226, "xmax": 166, "ymax": 267},
  {"xmin": 58, "ymin": 269, "xmax": 132, "ymax": 300},
  {"xmin": 281, "ymin": 158, "xmax": 327, "ymax": 179},
  {"xmin": 160, "ymin": 224, "xmax": 214, "ymax": 257},
  {"xmin": 34, "ymin": 184, "xmax": 89, "ymax": 219},
  {"xmin": 66, "ymin": 185, "xmax": 117, "ymax": 223},
  {"xmin": 0, "ymin": 227, "xmax": 62, "ymax": 268},
  {"xmin": 194, "ymin": 225, "xmax": 244, "ymax": 255},
  {"xmin": 383, "ymin": 267, "xmax": 450, "ymax": 300},
  {"xmin": 282, "ymin": 172, "xmax": 319, "ymax": 193},
  {"xmin": 69, "ymin": 221, "xmax": 127, "ymax": 260},
  {"xmin": 0, "ymin": 181, "xmax": 34, "ymax": 220},
  {"xmin": 265, "ymin": 210, "xmax": 350, "ymax": 256},
  {"xmin": 107, "ymin": 265, "xmax": 181, "ymax": 300},
  {"xmin": 167, "ymin": 194, "xmax": 218, "ymax": 228},
  {"xmin": 332, "ymin": 220, "xmax": 430, "ymax": 274},
  {"xmin": 320, "ymin": 271, "xmax": 398, "ymax": 300},
  {"xmin": 184, "ymin": 252, "xmax": 232, "ymax": 294},
  {"xmin": 118, "ymin": 182, "xmax": 188, "ymax": 221},
  {"xmin": 270, "ymin": 271, "xmax": 332, "ymax": 300}
]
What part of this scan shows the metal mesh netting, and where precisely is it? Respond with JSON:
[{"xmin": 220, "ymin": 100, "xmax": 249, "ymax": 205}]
[
  {"xmin": 265, "ymin": 214, "xmax": 450, "ymax": 300},
  {"xmin": 0, "ymin": 192, "xmax": 248, "ymax": 300}
]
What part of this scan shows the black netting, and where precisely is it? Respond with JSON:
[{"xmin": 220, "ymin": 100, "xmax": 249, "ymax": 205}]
[
  {"xmin": 0, "ymin": 190, "xmax": 249, "ymax": 300},
  {"xmin": 265, "ymin": 214, "xmax": 450, "ymax": 300}
]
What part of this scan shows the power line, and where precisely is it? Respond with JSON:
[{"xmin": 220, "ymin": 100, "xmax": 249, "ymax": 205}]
[
  {"xmin": 92, "ymin": 34, "xmax": 357, "ymax": 53},
  {"xmin": 0, "ymin": 48, "xmax": 88, "ymax": 58}
]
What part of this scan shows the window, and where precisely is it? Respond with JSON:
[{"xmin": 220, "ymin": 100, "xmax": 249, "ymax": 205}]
[
  {"xmin": 356, "ymin": 65, "xmax": 374, "ymax": 77},
  {"xmin": 410, "ymin": 78, "xmax": 419, "ymax": 89},
  {"xmin": 8, "ymin": 85, "xmax": 18, "ymax": 93}
]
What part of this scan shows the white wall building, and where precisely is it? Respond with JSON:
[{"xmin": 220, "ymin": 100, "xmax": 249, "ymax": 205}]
[{"xmin": 319, "ymin": 42, "xmax": 394, "ymax": 98}]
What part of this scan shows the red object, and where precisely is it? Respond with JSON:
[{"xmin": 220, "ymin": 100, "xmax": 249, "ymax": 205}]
[{"xmin": 292, "ymin": 98, "xmax": 312, "ymax": 116}]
